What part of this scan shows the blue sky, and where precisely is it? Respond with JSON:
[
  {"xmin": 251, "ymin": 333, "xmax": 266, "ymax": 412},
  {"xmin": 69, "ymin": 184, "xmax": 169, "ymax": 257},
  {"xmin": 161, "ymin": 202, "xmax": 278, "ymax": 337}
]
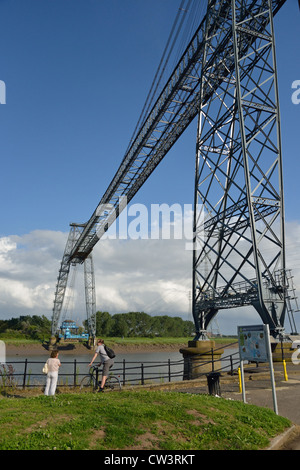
[
  {"xmin": 0, "ymin": 0, "xmax": 299, "ymax": 334},
  {"xmin": 0, "ymin": 0, "xmax": 197, "ymax": 235}
]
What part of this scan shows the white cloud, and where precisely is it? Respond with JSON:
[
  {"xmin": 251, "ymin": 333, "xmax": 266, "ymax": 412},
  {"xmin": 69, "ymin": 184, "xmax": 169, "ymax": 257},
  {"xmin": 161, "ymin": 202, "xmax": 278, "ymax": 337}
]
[
  {"xmin": 93, "ymin": 238, "xmax": 192, "ymax": 316},
  {"xmin": 0, "ymin": 237, "xmax": 16, "ymax": 254},
  {"xmin": 0, "ymin": 220, "xmax": 299, "ymax": 336},
  {"xmin": 0, "ymin": 230, "xmax": 67, "ymax": 318}
]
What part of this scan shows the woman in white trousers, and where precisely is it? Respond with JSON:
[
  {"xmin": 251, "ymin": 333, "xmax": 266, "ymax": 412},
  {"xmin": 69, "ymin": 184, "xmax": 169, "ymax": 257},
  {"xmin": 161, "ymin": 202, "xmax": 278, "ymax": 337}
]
[{"xmin": 44, "ymin": 350, "xmax": 61, "ymax": 396}]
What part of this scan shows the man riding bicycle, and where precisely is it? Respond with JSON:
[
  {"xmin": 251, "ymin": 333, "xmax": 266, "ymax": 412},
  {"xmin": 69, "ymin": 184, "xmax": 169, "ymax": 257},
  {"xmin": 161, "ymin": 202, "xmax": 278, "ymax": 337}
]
[{"xmin": 88, "ymin": 338, "xmax": 114, "ymax": 392}]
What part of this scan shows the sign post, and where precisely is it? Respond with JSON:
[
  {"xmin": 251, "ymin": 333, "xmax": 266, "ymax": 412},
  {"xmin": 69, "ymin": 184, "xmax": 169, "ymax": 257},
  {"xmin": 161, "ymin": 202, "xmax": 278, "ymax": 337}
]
[{"xmin": 237, "ymin": 324, "xmax": 278, "ymax": 415}]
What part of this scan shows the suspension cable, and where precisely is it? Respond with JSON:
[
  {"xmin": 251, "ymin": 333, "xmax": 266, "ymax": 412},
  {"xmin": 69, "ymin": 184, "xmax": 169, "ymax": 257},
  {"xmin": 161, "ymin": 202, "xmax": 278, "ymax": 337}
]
[{"xmin": 127, "ymin": 0, "xmax": 194, "ymax": 150}]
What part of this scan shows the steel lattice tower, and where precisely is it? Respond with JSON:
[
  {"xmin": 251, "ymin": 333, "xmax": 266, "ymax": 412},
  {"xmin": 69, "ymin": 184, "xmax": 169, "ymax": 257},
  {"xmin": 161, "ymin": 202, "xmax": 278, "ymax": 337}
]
[
  {"xmin": 193, "ymin": 0, "xmax": 288, "ymax": 340},
  {"xmin": 51, "ymin": 0, "xmax": 295, "ymax": 343},
  {"xmin": 51, "ymin": 224, "xmax": 96, "ymax": 340}
]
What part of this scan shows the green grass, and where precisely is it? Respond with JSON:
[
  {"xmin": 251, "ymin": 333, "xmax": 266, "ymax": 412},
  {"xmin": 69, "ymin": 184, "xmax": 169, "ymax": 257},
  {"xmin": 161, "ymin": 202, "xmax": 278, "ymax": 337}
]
[
  {"xmin": 100, "ymin": 337, "xmax": 237, "ymax": 347},
  {"xmin": 0, "ymin": 390, "xmax": 290, "ymax": 450},
  {"xmin": 0, "ymin": 337, "xmax": 43, "ymax": 345},
  {"xmin": 1, "ymin": 336, "xmax": 237, "ymax": 347},
  {"xmin": 107, "ymin": 337, "xmax": 190, "ymax": 346}
]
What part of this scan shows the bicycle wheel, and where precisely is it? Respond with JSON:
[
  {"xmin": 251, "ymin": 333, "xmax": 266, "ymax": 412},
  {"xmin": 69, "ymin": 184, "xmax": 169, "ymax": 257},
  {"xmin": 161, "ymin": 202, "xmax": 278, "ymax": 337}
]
[
  {"xmin": 79, "ymin": 375, "xmax": 96, "ymax": 392},
  {"xmin": 105, "ymin": 375, "xmax": 122, "ymax": 391}
]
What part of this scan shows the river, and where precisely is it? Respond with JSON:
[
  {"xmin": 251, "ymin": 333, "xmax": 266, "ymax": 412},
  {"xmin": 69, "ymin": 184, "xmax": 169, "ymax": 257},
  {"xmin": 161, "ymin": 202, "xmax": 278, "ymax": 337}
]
[{"xmin": 2, "ymin": 346, "xmax": 239, "ymax": 387}]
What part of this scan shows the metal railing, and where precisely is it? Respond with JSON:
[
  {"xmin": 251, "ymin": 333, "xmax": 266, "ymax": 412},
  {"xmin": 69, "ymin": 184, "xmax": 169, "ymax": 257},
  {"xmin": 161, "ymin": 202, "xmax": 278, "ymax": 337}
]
[{"xmin": 0, "ymin": 342, "xmax": 240, "ymax": 390}]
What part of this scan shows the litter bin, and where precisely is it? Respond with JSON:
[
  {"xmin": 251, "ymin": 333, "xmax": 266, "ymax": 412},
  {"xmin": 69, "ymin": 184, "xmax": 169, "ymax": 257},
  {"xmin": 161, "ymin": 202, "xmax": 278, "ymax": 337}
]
[{"xmin": 206, "ymin": 372, "xmax": 221, "ymax": 396}]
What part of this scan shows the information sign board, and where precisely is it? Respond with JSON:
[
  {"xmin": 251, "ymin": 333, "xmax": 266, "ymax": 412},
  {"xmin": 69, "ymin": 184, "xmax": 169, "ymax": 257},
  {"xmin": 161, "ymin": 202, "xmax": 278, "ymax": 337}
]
[
  {"xmin": 237, "ymin": 324, "xmax": 278, "ymax": 415},
  {"xmin": 238, "ymin": 324, "xmax": 269, "ymax": 363}
]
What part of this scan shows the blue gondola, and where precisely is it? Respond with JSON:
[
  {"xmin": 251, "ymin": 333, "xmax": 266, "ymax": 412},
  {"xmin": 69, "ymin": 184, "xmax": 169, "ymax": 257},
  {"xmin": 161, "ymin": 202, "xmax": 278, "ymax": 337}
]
[{"xmin": 59, "ymin": 319, "xmax": 89, "ymax": 341}]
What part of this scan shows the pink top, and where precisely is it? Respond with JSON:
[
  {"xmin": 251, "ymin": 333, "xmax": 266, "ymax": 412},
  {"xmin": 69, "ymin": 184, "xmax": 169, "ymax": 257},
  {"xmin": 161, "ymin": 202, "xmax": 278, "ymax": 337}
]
[{"xmin": 47, "ymin": 357, "xmax": 61, "ymax": 372}]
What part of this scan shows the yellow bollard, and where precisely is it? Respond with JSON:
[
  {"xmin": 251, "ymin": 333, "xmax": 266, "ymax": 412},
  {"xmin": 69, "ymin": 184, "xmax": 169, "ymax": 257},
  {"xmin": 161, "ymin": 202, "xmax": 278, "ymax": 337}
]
[
  {"xmin": 238, "ymin": 367, "xmax": 242, "ymax": 393},
  {"xmin": 283, "ymin": 359, "xmax": 288, "ymax": 381}
]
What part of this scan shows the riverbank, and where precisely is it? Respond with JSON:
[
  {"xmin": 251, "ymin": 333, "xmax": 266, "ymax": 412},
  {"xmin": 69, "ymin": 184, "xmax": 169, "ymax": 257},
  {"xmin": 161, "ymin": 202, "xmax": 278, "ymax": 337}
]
[
  {"xmin": 4, "ymin": 337, "xmax": 236, "ymax": 357},
  {"xmin": 5, "ymin": 342, "xmax": 187, "ymax": 357}
]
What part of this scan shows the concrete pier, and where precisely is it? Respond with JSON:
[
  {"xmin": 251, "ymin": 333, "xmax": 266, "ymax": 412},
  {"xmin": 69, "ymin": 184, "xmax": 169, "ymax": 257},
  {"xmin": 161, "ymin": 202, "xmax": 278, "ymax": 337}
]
[
  {"xmin": 180, "ymin": 340, "xmax": 224, "ymax": 380},
  {"xmin": 271, "ymin": 341, "xmax": 297, "ymax": 363}
]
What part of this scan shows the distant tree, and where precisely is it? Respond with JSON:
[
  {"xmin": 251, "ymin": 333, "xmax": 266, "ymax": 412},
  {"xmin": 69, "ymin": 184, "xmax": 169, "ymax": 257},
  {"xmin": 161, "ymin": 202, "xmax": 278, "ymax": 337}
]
[
  {"xmin": 110, "ymin": 313, "xmax": 129, "ymax": 337},
  {"xmin": 0, "ymin": 314, "xmax": 51, "ymax": 340},
  {"xmin": 183, "ymin": 320, "xmax": 195, "ymax": 337},
  {"xmin": 134, "ymin": 311, "xmax": 152, "ymax": 337},
  {"xmin": 104, "ymin": 311, "xmax": 194, "ymax": 338},
  {"xmin": 121, "ymin": 312, "xmax": 152, "ymax": 337},
  {"xmin": 68, "ymin": 311, "xmax": 195, "ymax": 339},
  {"xmin": 95, "ymin": 311, "xmax": 114, "ymax": 337}
]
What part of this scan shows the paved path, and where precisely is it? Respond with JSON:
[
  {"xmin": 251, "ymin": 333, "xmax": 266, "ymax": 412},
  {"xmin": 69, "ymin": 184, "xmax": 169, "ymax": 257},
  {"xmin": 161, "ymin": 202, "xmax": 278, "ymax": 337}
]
[
  {"xmin": 223, "ymin": 376, "xmax": 300, "ymax": 449},
  {"xmin": 176, "ymin": 362, "xmax": 300, "ymax": 450}
]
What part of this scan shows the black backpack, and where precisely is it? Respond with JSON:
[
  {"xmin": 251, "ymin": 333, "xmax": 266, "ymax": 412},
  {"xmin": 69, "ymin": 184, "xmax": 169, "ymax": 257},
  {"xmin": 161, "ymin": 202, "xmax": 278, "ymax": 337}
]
[{"xmin": 104, "ymin": 345, "xmax": 116, "ymax": 359}]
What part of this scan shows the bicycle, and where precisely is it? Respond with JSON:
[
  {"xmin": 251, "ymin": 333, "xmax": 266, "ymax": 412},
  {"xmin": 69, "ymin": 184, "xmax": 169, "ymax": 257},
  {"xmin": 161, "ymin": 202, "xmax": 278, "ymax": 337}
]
[{"xmin": 79, "ymin": 365, "xmax": 122, "ymax": 392}]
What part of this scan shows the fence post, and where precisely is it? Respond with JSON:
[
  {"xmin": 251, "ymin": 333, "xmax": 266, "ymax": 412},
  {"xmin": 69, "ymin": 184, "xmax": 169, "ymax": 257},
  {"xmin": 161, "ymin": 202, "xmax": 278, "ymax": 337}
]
[
  {"xmin": 123, "ymin": 359, "xmax": 126, "ymax": 386},
  {"xmin": 141, "ymin": 364, "xmax": 144, "ymax": 385},
  {"xmin": 73, "ymin": 359, "xmax": 77, "ymax": 387},
  {"xmin": 22, "ymin": 359, "xmax": 28, "ymax": 389},
  {"xmin": 188, "ymin": 356, "xmax": 192, "ymax": 380},
  {"xmin": 168, "ymin": 359, "xmax": 171, "ymax": 382},
  {"xmin": 96, "ymin": 368, "xmax": 99, "ymax": 389},
  {"xmin": 211, "ymin": 348, "xmax": 215, "ymax": 372},
  {"xmin": 230, "ymin": 355, "xmax": 233, "ymax": 375}
]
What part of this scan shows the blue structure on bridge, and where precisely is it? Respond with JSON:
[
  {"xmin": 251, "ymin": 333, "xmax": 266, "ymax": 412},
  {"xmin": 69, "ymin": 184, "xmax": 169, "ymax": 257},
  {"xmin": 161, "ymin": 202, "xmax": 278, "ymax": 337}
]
[{"xmin": 59, "ymin": 320, "xmax": 89, "ymax": 341}]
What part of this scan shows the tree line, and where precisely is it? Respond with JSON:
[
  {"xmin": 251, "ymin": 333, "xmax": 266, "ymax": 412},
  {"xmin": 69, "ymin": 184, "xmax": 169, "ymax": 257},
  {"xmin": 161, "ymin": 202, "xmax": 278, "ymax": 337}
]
[
  {"xmin": 0, "ymin": 312, "xmax": 194, "ymax": 340},
  {"xmin": 0, "ymin": 315, "xmax": 52, "ymax": 341},
  {"xmin": 91, "ymin": 311, "xmax": 195, "ymax": 338}
]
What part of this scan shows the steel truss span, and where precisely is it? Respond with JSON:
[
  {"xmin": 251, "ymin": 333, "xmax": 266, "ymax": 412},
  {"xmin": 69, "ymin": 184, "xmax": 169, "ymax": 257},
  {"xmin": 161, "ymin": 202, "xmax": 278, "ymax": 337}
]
[
  {"xmin": 192, "ymin": 0, "xmax": 293, "ymax": 340},
  {"xmin": 51, "ymin": 0, "xmax": 297, "ymax": 342}
]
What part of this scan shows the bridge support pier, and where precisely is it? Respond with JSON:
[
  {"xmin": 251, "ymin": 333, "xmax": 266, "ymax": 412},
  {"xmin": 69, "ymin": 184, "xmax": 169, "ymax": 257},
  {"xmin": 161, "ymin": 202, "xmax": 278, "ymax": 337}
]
[
  {"xmin": 87, "ymin": 336, "xmax": 96, "ymax": 349},
  {"xmin": 271, "ymin": 341, "xmax": 297, "ymax": 363},
  {"xmin": 49, "ymin": 335, "xmax": 58, "ymax": 350},
  {"xmin": 180, "ymin": 340, "xmax": 224, "ymax": 380}
]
